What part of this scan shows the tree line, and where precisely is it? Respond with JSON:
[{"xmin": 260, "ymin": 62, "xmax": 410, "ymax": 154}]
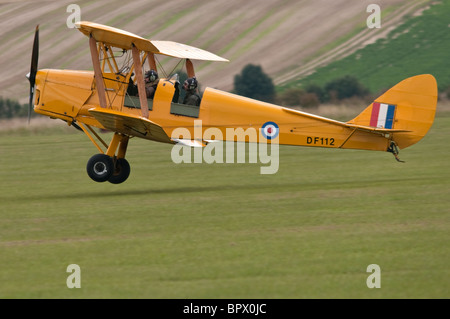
[
  {"xmin": 0, "ymin": 97, "xmax": 29, "ymax": 119},
  {"xmin": 233, "ymin": 64, "xmax": 370, "ymax": 108}
]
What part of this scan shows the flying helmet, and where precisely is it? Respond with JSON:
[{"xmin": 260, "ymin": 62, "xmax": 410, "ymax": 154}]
[
  {"xmin": 145, "ymin": 70, "xmax": 158, "ymax": 82},
  {"xmin": 184, "ymin": 77, "xmax": 198, "ymax": 90}
]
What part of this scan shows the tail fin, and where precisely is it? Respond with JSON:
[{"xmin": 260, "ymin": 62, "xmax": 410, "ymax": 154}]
[{"xmin": 347, "ymin": 74, "xmax": 437, "ymax": 149}]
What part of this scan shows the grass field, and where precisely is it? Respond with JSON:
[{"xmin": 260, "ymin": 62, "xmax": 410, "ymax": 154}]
[{"xmin": 0, "ymin": 113, "xmax": 449, "ymax": 299}]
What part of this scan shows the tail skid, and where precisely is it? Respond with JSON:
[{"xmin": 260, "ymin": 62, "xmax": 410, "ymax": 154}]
[{"xmin": 388, "ymin": 141, "xmax": 405, "ymax": 163}]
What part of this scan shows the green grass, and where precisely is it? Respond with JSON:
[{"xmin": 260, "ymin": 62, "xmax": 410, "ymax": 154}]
[
  {"xmin": 0, "ymin": 114, "xmax": 449, "ymax": 298},
  {"xmin": 282, "ymin": 1, "xmax": 450, "ymax": 93}
]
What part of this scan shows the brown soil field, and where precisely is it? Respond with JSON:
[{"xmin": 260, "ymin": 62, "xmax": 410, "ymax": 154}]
[{"xmin": 0, "ymin": 0, "xmax": 429, "ymax": 104}]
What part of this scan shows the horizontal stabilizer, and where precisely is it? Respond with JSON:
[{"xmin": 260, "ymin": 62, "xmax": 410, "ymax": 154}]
[
  {"xmin": 344, "ymin": 123, "xmax": 411, "ymax": 134},
  {"xmin": 283, "ymin": 107, "xmax": 409, "ymax": 133}
]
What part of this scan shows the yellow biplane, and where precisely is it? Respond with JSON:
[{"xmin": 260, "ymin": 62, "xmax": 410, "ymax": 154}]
[{"xmin": 27, "ymin": 22, "xmax": 437, "ymax": 183}]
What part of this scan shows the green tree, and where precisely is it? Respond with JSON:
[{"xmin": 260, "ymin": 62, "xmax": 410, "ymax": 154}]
[
  {"xmin": 234, "ymin": 64, "xmax": 275, "ymax": 103},
  {"xmin": 278, "ymin": 88, "xmax": 305, "ymax": 107},
  {"xmin": 0, "ymin": 97, "xmax": 27, "ymax": 118},
  {"xmin": 299, "ymin": 92, "xmax": 320, "ymax": 108},
  {"xmin": 305, "ymin": 84, "xmax": 326, "ymax": 103},
  {"xmin": 324, "ymin": 75, "xmax": 369, "ymax": 101}
]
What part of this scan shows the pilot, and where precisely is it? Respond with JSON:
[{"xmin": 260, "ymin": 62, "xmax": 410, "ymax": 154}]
[
  {"xmin": 144, "ymin": 69, "xmax": 159, "ymax": 99},
  {"xmin": 126, "ymin": 74, "xmax": 138, "ymax": 96},
  {"xmin": 182, "ymin": 77, "xmax": 201, "ymax": 106}
]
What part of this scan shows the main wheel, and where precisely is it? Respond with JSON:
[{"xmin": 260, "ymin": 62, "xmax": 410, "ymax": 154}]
[
  {"xmin": 109, "ymin": 158, "xmax": 131, "ymax": 184},
  {"xmin": 86, "ymin": 154, "xmax": 114, "ymax": 182}
]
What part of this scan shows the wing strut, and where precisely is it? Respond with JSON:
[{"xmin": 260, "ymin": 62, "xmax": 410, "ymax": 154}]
[
  {"xmin": 89, "ymin": 35, "xmax": 108, "ymax": 109},
  {"xmin": 131, "ymin": 44, "xmax": 149, "ymax": 119},
  {"xmin": 148, "ymin": 52, "xmax": 157, "ymax": 71},
  {"xmin": 77, "ymin": 122, "xmax": 108, "ymax": 154},
  {"xmin": 186, "ymin": 58, "xmax": 195, "ymax": 78}
]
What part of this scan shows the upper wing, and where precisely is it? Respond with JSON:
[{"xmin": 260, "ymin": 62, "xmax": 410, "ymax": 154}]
[
  {"xmin": 76, "ymin": 21, "xmax": 157, "ymax": 52},
  {"xmin": 76, "ymin": 21, "xmax": 228, "ymax": 62},
  {"xmin": 151, "ymin": 41, "xmax": 228, "ymax": 62},
  {"xmin": 89, "ymin": 108, "xmax": 174, "ymax": 144}
]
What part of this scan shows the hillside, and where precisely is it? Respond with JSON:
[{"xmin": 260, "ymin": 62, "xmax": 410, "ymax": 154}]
[
  {"xmin": 282, "ymin": 0, "xmax": 450, "ymax": 94},
  {"xmin": 0, "ymin": 0, "xmax": 428, "ymax": 104}
]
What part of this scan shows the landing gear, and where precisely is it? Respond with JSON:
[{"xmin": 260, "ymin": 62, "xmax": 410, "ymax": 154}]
[
  {"xmin": 109, "ymin": 158, "xmax": 131, "ymax": 184},
  {"xmin": 87, "ymin": 154, "xmax": 114, "ymax": 182},
  {"xmin": 86, "ymin": 155, "xmax": 131, "ymax": 184},
  {"xmin": 82, "ymin": 130, "xmax": 132, "ymax": 184}
]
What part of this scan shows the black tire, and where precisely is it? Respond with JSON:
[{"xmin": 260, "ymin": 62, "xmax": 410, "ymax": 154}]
[
  {"xmin": 109, "ymin": 158, "xmax": 131, "ymax": 184},
  {"xmin": 86, "ymin": 154, "xmax": 114, "ymax": 182}
]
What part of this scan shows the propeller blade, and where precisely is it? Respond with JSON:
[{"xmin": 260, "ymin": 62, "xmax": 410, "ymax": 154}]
[
  {"xmin": 29, "ymin": 25, "xmax": 39, "ymax": 86},
  {"xmin": 28, "ymin": 25, "xmax": 39, "ymax": 123},
  {"xmin": 28, "ymin": 85, "xmax": 34, "ymax": 123}
]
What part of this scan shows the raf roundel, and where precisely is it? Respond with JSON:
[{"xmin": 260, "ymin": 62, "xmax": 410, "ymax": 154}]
[{"xmin": 261, "ymin": 121, "xmax": 279, "ymax": 140}]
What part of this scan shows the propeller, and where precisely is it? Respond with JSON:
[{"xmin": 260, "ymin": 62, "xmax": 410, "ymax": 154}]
[{"xmin": 27, "ymin": 25, "xmax": 39, "ymax": 123}]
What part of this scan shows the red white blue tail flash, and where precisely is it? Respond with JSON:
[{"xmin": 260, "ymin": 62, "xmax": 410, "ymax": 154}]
[{"xmin": 370, "ymin": 102, "xmax": 396, "ymax": 129}]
